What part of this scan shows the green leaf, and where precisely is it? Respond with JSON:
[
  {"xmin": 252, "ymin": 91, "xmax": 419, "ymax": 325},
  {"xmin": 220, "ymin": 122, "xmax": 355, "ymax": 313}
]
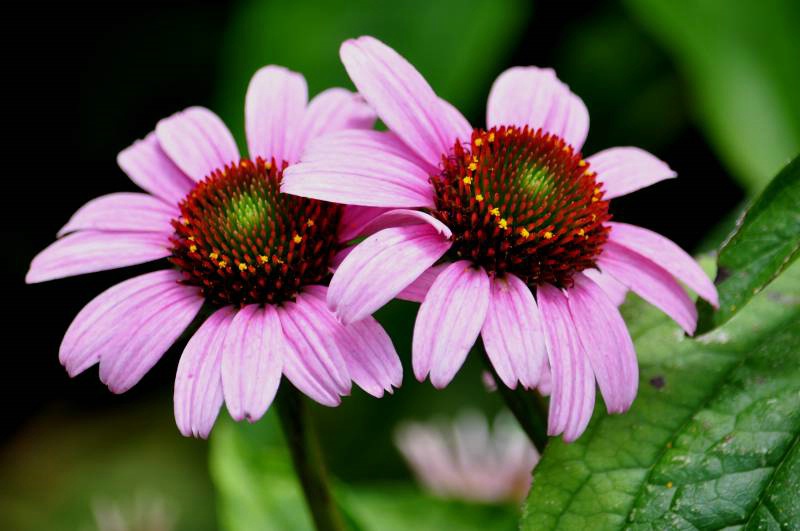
[
  {"xmin": 521, "ymin": 261, "xmax": 800, "ymax": 530},
  {"xmin": 623, "ymin": 0, "xmax": 800, "ymax": 193},
  {"xmin": 216, "ymin": 0, "xmax": 529, "ymax": 147},
  {"xmin": 697, "ymin": 155, "xmax": 800, "ymax": 333},
  {"xmin": 210, "ymin": 411, "xmax": 517, "ymax": 531}
]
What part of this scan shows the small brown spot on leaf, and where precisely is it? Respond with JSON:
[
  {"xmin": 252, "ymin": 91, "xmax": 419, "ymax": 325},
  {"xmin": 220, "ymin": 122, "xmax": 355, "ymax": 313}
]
[{"xmin": 649, "ymin": 375, "xmax": 666, "ymax": 389}]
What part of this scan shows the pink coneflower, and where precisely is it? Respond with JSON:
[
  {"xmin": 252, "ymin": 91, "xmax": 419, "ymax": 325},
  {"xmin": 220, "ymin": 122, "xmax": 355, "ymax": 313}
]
[
  {"xmin": 27, "ymin": 66, "xmax": 401, "ymax": 438},
  {"xmin": 395, "ymin": 411, "xmax": 539, "ymax": 504},
  {"xmin": 282, "ymin": 36, "xmax": 718, "ymax": 441}
]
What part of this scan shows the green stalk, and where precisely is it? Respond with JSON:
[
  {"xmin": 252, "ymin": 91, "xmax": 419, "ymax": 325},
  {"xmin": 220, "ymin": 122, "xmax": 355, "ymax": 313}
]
[
  {"xmin": 479, "ymin": 342, "xmax": 549, "ymax": 451},
  {"xmin": 275, "ymin": 385, "xmax": 346, "ymax": 531}
]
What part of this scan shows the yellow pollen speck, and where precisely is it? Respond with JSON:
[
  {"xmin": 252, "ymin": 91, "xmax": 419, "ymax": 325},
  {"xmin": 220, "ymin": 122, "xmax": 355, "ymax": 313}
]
[
  {"xmin": 594, "ymin": 187, "xmax": 601, "ymax": 195},
  {"xmin": 265, "ymin": 161, "xmax": 272, "ymax": 170},
  {"xmin": 591, "ymin": 214, "xmax": 597, "ymax": 221},
  {"xmin": 592, "ymin": 197, "xmax": 599, "ymax": 202},
  {"xmin": 579, "ymin": 160, "xmax": 587, "ymax": 167},
  {"xmin": 274, "ymin": 257, "xmax": 284, "ymax": 264},
  {"xmin": 293, "ymin": 235, "xmax": 303, "ymax": 244},
  {"xmin": 463, "ymin": 176, "xmax": 473, "ymax": 185},
  {"xmin": 488, "ymin": 132, "xmax": 495, "ymax": 142},
  {"xmin": 258, "ymin": 255, "xmax": 269, "ymax": 263},
  {"xmin": 474, "ymin": 138, "xmax": 483, "ymax": 147},
  {"xmin": 475, "ymin": 194, "xmax": 484, "ymax": 202},
  {"xmin": 181, "ymin": 217, "xmax": 189, "ymax": 226},
  {"xmin": 489, "ymin": 207, "xmax": 500, "ymax": 216},
  {"xmin": 306, "ymin": 219, "xmax": 314, "ymax": 227},
  {"xmin": 218, "ymin": 260, "xmax": 227, "ymax": 268},
  {"xmin": 189, "ymin": 245, "xmax": 197, "ymax": 253},
  {"xmin": 520, "ymin": 228, "xmax": 530, "ymax": 238},
  {"xmin": 666, "ymin": 482, "xmax": 674, "ymax": 489},
  {"xmin": 578, "ymin": 229, "xmax": 585, "ymax": 236},
  {"xmin": 562, "ymin": 145, "xmax": 571, "ymax": 153},
  {"xmin": 544, "ymin": 231, "xmax": 554, "ymax": 239},
  {"xmin": 468, "ymin": 162, "xmax": 477, "ymax": 171},
  {"xmin": 498, "ymin": 218, "xmax": 508, "ymax": 229},
  {"xmin": 209, "ymin": 252, "xmax": 219, "ymax": 260},
  {"xmin": 187, "ymin": 236, "xmax": 195, "ymax": 241},
  {"xmin": 238, "ymin": 263, "xmax": 247, "ymax": 271}
]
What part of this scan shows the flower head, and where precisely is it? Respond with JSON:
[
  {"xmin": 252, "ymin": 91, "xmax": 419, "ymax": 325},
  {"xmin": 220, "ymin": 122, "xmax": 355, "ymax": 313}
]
[
  {"xmin": 283, "ymin": 36, "xmax": 719, "ymax": 441},
  {"xmin": 27, "ymin": 65, "xmax": 402, "ymax": 438},
  {"xmin": 395, "ymin": 411, "xmax": 539, "ymax": 504}
]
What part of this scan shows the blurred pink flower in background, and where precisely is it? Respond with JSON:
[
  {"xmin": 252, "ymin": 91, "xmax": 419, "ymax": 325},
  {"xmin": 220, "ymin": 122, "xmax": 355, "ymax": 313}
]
[
  {"xmin": 395, "ymin": 411, "xmax": 539, "ymax": 504},
  {"xmin": 283, "ymin": 36, "xmax": 718, "ymax": 441},
  {"xmin": 27, "ymin": 66, "xmax": 401, "ymax": 438}
]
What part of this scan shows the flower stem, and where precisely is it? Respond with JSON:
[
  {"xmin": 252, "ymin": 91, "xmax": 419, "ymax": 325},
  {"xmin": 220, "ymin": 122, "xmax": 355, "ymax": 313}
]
[
  {"xmin": 275, "ymin": 385, "xmax": 346, "ymax": 531},
  {"xmin": 479, "ymin": 343, "xmax": 549, "ymax": 451}
]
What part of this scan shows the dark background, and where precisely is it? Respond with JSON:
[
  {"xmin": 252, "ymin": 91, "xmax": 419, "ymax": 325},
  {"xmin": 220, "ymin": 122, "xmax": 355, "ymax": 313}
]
[{"xmin": 2, "ymin": 0, "xmax": 757, "ymax": 529}]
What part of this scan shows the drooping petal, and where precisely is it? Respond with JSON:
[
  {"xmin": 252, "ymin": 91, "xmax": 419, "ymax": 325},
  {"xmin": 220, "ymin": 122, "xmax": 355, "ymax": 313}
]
[
  {"xmin": 338, "ymin": 206, "xmax": 391, "ymax": 242},
  {"xmin": 282, "ymin": 130, "xmax": 435, "ymax": 208},
  {"xmin": 174, "ymin": 306, "xmax": 235, "ymax": 438},
  {"xmin": 481, "ymin": 273, "xmax": 547, "ymax": 390},
  {"xmin": 156, "ymin": 107, "xmax": 239, "ymax": 182},
  {"xmin": 277, "ymin": 294, "xmax": 351, "ymax": 406},
  {"xmin": 340, "ymin": 36, "xmax": 464, "ymax": 166},
  {"xmin": 396, "ymin": 263, "xmax": 448, "ymax": 303},
  {"xmin": 304, "ymin": 287, "xmax": 401, "ymax": 397},
  {"xmin": 608, "ymin": 222, "xmax": 718, "ymax": 306},
  {"xmin": 588, "ymin": 147, "xmax": 676, "ymax": 199},
  {"xmin": 99, "ymin": 283, "xmax": 205, "ymax": 393},
  {"xmin": 351, "ymin": 208, "xmax": 453, "ymax": 239},
  {"xmin": 412, "ymin": 261, "xmax": 490, "ymax": 389},
  {"xmin": 582, "ymin": 268, "xmax": 628, "ymax": 306},
  {"xmin": 536, "ymin": 284, "xmax": 596, "ymax": 442},
  {"xmin": 221, "ymin": 304, "xmax": 284, "ymax": 423},
  {"xmin": 291, "ymin": 87, "xmax": 376, "ymax": 161},
  {"xmin": 58, "ymin": 192, "xmax": 177, "ymax": 237},
  {"xmin": 567, "ymin": 273, "xmax": 638, "ymax": 413},
  {"xmin": 598, "ymin": 241, "xmax": 698, "ymax": 334},
  {"xmin": 59, "ymin": 270, "xmax": 200, "ymax": 379},
  {"xmin": 26, "ymin": 231, "xmax": 170, "ymax": 283},
  {"xmin": 117, "ymin": 133, "xmax": 195, "ymax": 204},
  {"xmin": 486, "ymin": 66, "xmax": 589, "ymax": 150},
  {"xmin": 245, "ymin": 66, "xmax": 308, "ymax": 164},
  {"xmin": 328, "ymin": 220, "xmax": 452, "ymax": 324}
]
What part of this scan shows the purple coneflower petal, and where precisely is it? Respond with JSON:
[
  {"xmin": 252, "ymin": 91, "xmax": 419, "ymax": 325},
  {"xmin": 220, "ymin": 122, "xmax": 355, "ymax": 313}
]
[
  {"xmin": 277, "ymin": 294, "xmax": 351, "ymax": 406},
  {"xmin": 117, "ymin": 133, "xmax": 195, "ymax": 204},
  {"xmin": 99, "ymin": 283, "xmax": 204, "ymax": 393},
  {"xmin": 437, "ymin": 97, "xmax": 473, "ymax": 146},
  {"xmin": 588, "ymin": 147, "xmax": 677, "ymax": 199},
  {"xmin": 26, "ymin": 231, "xmax": 170, "ymax": 283},
  {"xmin": 599, "ymin": 241, "xmax": 698, "ymax": 334},
  {"xmin": 608, "ymin": 222, "xmax": 719, "ymax": 307},
  {"xmin": 396, "ymin": 263, "xmax": 448, "ymax": 303},
  {"xmin": 283, "ymin": 130, "xmax": 435, "ymax": 208},
  {"xmin": 338, "ymin": 206, "xmax": 391, "ymax": 242},
  {"xmin": 340, "ymin": 36, "xmax": 467, "ymax": 166},
  {"xmin": 481, "ymin": 273, "xmax": 547, "ymax": 390},
  {"xmin": 156, "ymin": 107, "xmax": 239, "ymax": 182},
  {"xmin": 221, "ymin": 304, "xmax": 284, "ymax": 423},
  {"xmin": 291, "ymin": 87, "xmax": 376, "ymax": 162},
  {"xmin": 486, "ymin": 66, "xmax": 589, "ymax": 151},
  {"xmin": 536, "ymin": 284, "xmax": 596, "ymax": 442},
  {"xmin": 329, "ymin": 211, "xmax": 452, "ymax": 324},
  {"xmin": 582, "ymin": 268, "xmax": 628, "ymax": 306},
  {"xmin": 413, "ymin": 261, "xmax": 490, "ymax": 389},
  {"xmin": 174, "ymin": 306, "xmax": 236, "ymax": 438},
  {"xmin": 59, "ymin": 270, "xmax": 200, "ymax": 378},
  {"xmin": 305, "ymin": 287, "xmax": 402, "ymax": 397},
  {"xmin": 567, "ymin": 273, "xmax": 638, "ymax": 413},
  {"xmin": 58, "ymin": 192, "xmax": 177, "ymax": 237},
  {"xmin": 245, "ymin": 66, "xmax": 308, "ymax": 164}
]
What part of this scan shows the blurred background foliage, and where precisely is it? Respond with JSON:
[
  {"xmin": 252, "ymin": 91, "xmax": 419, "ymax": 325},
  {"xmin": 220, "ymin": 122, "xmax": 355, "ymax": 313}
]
[{"xmin": 3, "ymin": 0, "xmax": 798, "ymax": 529}]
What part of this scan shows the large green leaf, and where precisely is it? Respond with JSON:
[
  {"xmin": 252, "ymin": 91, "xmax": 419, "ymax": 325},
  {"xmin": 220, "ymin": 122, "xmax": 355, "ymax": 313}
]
[
  {"xmin": 522, "ymin": 261, "xmax": 800, "ymax": 530},
  {"xmin": 623, "ymin": 0, "xmax": 800, "ymax": 193},
  {"xmin": 696, "ymin": 155, "xmax": 800, "ymax": 333},
  {"xmin": 216, "ymin": 0, "xmax": 529, "ymax": 146},
  {"xmin": 210, "ymin": 412, "xmax": 517, "ymax": 531}
]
